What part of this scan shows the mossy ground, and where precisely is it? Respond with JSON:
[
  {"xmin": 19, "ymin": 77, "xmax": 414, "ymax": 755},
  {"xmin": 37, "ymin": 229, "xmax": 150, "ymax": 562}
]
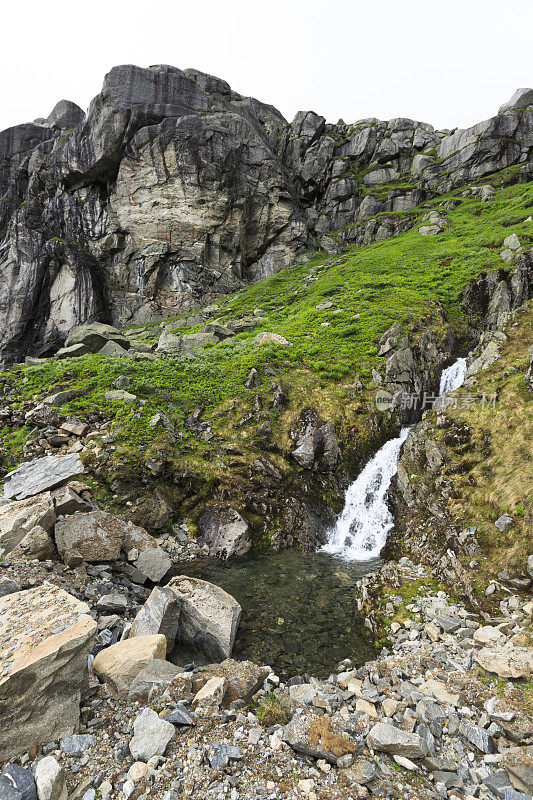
[{"xmin": 1, "ymin": 174, "xmax": 532, "ymax": 522}]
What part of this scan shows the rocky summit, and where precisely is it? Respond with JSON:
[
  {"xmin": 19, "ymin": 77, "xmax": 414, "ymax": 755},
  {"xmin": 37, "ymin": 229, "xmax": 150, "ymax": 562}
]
[{"xmin": 0, "ymin": 67, "xmax": 531, "ymax": 800}]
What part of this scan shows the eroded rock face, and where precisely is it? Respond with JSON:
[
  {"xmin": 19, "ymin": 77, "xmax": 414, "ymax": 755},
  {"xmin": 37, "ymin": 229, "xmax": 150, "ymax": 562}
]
[
  {"xmin": 0, "ymin": 582, "xmax": 96, "ymax": 760},
  {"xmin": 197, "ymin": 509, "xmax": 251, "ymax": 559},
  {"xmin": 1, "ymin": 69, "xmax": 532, "ymax": 364}
]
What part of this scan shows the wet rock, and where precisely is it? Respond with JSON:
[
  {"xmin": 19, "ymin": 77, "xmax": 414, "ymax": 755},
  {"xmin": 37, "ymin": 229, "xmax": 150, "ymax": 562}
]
[
  {"xmin": 167, "ymin": 576, "xmax": 241, "ymax": 661},
  {"xmin": 0, "ymin": 582, "xmax": 96, "ymax": 760},
  {"xmin": 197, "ymin": 509, "xmax": 251, "ymax": 559},
  {"xmin": 132, "ymin": 546, "xmax": 171, "ymax": 582},
  {"xmin": 2, "ymin": 454, "xmax": 84, "ymax": 501},
  {"xmin": 130, "ymin": 586, "xmax": 181, "ymax": 650},
  {"xmin": 129, "ymin": 708, "xmax": 175, "ymax": 762},
  {"xmin": 92, "ymin": 634, "xmax": 167, "ymax": 697},
  {"xmin": 367, "ymin": 722, "xmax": 428, "ymax": 758}
]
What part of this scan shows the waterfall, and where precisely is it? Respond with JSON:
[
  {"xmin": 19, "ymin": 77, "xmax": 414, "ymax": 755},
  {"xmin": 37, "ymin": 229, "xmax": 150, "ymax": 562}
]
[{"xmin": 321, "ymin": 357, "xmax": 467, "ymax": 561}]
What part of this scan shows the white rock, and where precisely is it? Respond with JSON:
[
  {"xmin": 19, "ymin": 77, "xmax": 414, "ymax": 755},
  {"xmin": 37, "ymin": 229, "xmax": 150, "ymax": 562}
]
[
  {"xmin": 129, "ymin": 708, "xmax": 175, "ymax": 761},
  {"xmin": 35, "ymin": 756, "xmax": 67, "ymax": 800}
]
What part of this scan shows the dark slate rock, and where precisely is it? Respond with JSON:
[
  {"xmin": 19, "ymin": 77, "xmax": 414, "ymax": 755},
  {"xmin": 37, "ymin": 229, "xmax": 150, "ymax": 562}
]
[
  {"xmin": 0, "ymin": 765, "xmax": 37, "ymax": 800},
  {"xmin": 163, "ymin": 706, "xmax": 195, "ymax": 726}
]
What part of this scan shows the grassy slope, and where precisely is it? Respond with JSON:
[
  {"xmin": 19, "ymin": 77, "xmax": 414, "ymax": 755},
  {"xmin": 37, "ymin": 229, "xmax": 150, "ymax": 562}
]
[{"xmin": 1, "ymin": 174, "xmax": 532, "ymax": 501}]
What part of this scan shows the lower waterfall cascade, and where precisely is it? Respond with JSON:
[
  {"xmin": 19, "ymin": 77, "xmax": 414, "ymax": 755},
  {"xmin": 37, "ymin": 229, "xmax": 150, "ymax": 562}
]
[{"xmin": 321, "ymin": 357, "xmax": 468, "ymax": 561}]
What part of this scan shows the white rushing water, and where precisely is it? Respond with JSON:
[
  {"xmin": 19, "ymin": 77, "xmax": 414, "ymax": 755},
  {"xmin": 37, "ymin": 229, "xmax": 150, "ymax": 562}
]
[{"xmin": 322, "ymin": 357, "xmax": 467, "ymax": 561}]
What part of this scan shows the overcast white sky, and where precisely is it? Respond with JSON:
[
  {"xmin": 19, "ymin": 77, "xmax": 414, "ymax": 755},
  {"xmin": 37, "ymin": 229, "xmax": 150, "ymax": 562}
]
[{"xmin": 1, "ymin": 0, "xmax": 532, "ymax": 133}]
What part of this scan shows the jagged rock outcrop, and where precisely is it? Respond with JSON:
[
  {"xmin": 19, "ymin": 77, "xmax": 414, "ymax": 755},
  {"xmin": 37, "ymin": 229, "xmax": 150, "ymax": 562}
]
[{"xmin": 0, "ymin": 73, "xmax": 532, "ymax": 364}]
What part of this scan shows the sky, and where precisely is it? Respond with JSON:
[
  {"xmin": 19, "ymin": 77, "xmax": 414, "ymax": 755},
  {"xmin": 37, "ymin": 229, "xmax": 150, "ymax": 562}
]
[{"xmin": 1, "ymin": 0, "xmax": 532, "ymax": 134}]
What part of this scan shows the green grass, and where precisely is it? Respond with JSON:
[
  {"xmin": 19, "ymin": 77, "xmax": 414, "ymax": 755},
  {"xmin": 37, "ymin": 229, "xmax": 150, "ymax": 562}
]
[{"xmin": 1, "ymin": 174, "xmax": 532, "ymax": 501}]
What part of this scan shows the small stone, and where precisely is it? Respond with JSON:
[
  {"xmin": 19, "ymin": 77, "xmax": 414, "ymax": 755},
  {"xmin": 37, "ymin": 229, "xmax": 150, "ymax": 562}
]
[{"xmin": 60, "ymin": 735, "xmax": 95, "ymax": 756}]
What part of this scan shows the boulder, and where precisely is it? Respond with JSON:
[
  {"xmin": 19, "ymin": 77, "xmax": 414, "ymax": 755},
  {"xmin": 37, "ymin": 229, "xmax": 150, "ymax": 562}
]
[
  {"xmin": 193, "ymin": 659, "xmax": 270, "ymax": 707},
  {"xmin": 167, "ymin": 576, "xmax": 241, "ymax": 661},
  {"xmin": 10, "ymin": 525, "xmax": 56, "ymax": 560},
  {"xmin": 98, "ymin": 340, "xmax": 131, "ymax": 358},
  {"xmin": 367, "ymin": 722, "xmax": 428, "ymax": 758},
  {"xmin": 133, "ymin": 546, "xmax": 171, "ymax": 582},
  {"xmin": 24, "ymin": 404, "xmax": 60, "ymax": 428},
  {"xmin": 52, "ymin": 486, "xmax": 92, "ymax": 516},
  {"xmin": 197, "ymin": 509, "xmax": 251, "ymax": 559},
  {"xmin": 92, "ymin": 634, "xmax": 167, "ymax": 697},
  {"xmin": 474, "ymin": 626, "xmax": 505, "ymax": 646},
  {"xmin": 0, "ymin": 765, "xmax": 37, "ymax": 800},
  {"xmin": 127, "ymin": 659, "xmax": 183, "ymax": 702},
  {"xmin": 55, "ymin": 510, "xmax": 124, "ymax": 564},
  {"xmin": 0, "ymin": 492, "xmax": 56, "ymax": 555},
  {"xmin": 65, "ymin": 322, "xmax": 130, "ymax": 353},
  {"xmin": 54, "ymin": 510, "xmax": 162, "ymax": 567},
  {"xmin": 0, "ymin": 582, "xmax": 96, "ymax": 760},
  {"xmin": 129, "ymin": 586, "xmax": 181, "ymax": 650},
  {"xmin": 156, "ymin": 330, "xmax": 183, "ymax": 354},
  {"xmin": 104, "ymin": 389, "xmax": 137, "ymax": 402},
  {"xmin": 282, "ymin": 713, "xmax": 357, "ymax": 764},
  {"xmin": 2, "ymin": 454, "xmax": 84, "ymax": 501},
  {"xmin": 254, "ymin": 332, "xmax": 293, "ymax": 346},
  {"xmin": 475, "ymin": 647, "xmax": 533, "ymax": 679},
  {"xmin": 192, "ymin": 676, "xmax": 227, "ymax": 708},
  {"xmin": 35, "ymin": 757, "xmax": 67, "ymax": 800},
  {"xmin": 129, "ymin": 708, "xmax": 175, "ymax": 762},
  {"xmin": 55, "ymin": 344, "xmax": 90, "ymax": 359}
]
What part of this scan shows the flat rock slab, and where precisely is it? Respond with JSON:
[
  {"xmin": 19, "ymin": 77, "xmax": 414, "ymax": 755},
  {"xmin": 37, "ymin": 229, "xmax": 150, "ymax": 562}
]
[
  {"xmin": 2, "ymin": 454, "xmax": 84, "ymax": 501},
  {"xmin": 167, "ymin": 576, "xmax": 241, "ymax": 661},
  {"xmin": 367, "ymin": 722, "xmax": 428, "ymax": 759},
  {"xmin": 0, "ymin": 582, "xmax": 96, "ymax": 760},
  {"xmin": 475, "ymin": 647, "xmax": 533, "ymax": 679}
]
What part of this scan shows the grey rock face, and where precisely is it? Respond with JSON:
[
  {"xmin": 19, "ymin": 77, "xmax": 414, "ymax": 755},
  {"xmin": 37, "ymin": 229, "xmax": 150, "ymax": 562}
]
[
  {"xmin": 197, "ymin": 509, "xmax": 251, "ymax": 559},
  {"xmin": 2, "ymin": 454, "xmax": 84, "ymax": 501},
  {"xmin": 499, "ymin": 88, "xmax": 533, "ymax": 114},
  {"xmin": 127, "ymin": 659, "xmax": 183, "ymax": 702},
  {"xmin": 1, "ymin": 66, "xmax": 532, "ymax": 364}
]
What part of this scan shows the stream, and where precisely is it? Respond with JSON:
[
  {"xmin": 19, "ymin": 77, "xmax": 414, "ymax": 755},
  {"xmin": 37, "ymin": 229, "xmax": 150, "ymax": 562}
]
[{"xmin": 177, "ymin": 358, "xmax": 467, "ymax": 677}]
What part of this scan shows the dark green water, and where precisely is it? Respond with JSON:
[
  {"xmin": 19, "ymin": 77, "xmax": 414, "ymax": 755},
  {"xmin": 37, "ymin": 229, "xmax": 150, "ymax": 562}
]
[{"xmin": 172, "ymin": 550, "xmax": 380, "ymax": 678}]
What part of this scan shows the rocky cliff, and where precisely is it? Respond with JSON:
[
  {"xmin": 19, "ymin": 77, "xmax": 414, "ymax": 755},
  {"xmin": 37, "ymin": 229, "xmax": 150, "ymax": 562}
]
[{"xmin": 1, "ymin": 67, "xmax": 533, "ymax": 364}]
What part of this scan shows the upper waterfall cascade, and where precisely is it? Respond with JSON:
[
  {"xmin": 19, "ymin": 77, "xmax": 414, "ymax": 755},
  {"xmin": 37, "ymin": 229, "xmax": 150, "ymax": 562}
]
[{"xmin": 322, "ymin": 358, "xmax": 467, "ymax": 560}]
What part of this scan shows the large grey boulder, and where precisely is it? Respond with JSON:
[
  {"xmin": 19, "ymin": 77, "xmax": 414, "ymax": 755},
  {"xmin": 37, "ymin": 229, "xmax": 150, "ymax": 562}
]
[
  {"xmin": 0, "ymin": 492, "xmax": 56, "ymax": 555},
  {"xmin": 64, "ymin": 322, "xmax": 130, "ymax": 352},
  {"xmin": 367, "ymin": 722, "xmax": 428, "ymax": 758},
  {"xmin": 0, "ymin": 583, "xmax": 96, "ymax": 760},
  {"xmin": 2, "ymin": 454, "xmax": 84, "ymax": 501},
  {"xmin": 130, "ymin": 586, "xmax": 181, "ymax": 650},
  {"xmin": 167, "ymin": 576, "xmax": 241, "ymax": 661},
  {"xmin": 197, "ymin": 509, "xmax": 251, "ymax": 559},
  {"xmin": 54, "ymin": 510, "xmax": 166, "ymax": 568}
]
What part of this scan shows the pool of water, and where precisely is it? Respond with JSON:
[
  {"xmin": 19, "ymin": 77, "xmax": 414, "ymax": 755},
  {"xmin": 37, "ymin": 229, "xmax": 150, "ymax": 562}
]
[{"xmin": 169, "ymin": 550, "xmax": 380, "ymax": 678}]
